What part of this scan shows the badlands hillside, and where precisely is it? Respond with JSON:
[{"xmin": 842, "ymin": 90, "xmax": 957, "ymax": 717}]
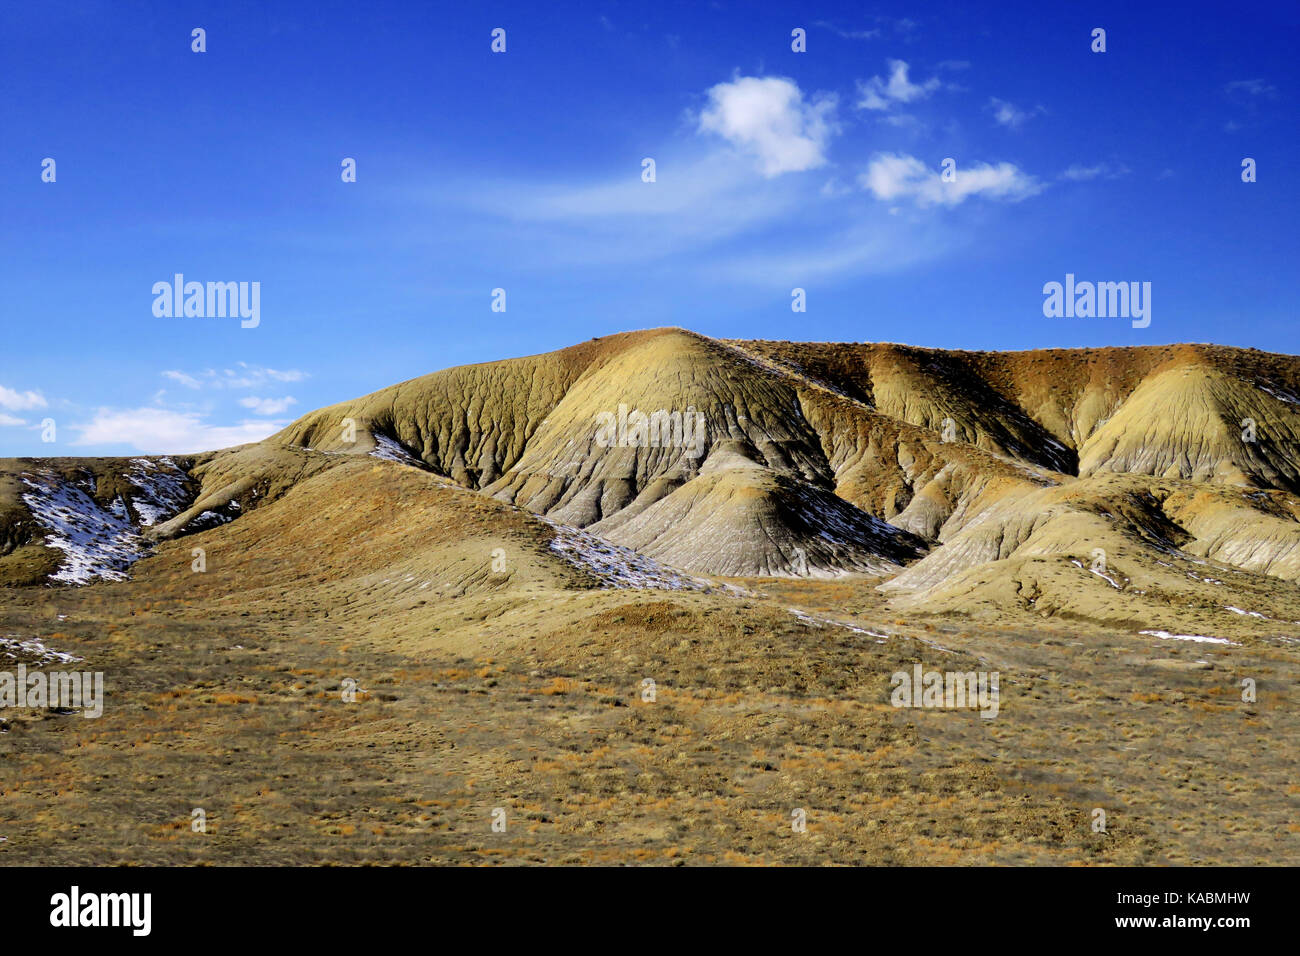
[
  {"xmin": 8, "ymin": 326, "xmax": 1293, "ymax": 635},
  {"xmin": 1, "ymin": 327, "xmax": 1297, "ymax": 865}
]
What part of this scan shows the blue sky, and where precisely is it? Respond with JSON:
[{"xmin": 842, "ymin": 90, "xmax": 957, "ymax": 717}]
[{"xmin": 2, "ymin": 0, "xmax": 1296, "ymax": 455}]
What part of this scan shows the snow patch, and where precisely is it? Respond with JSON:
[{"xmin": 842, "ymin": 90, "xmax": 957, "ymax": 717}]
[
  {"xmin": 544, "ymin": 519, "xmax": 717, "ymax": 592},
  {"xmin": 788, "ymin": 608, "xmax": 891, "ymax": 639},
  {"xmin": 1224, "ymin": 606, "xmax": 1268, "ymax": 619},
  {"xmin": 1, "ymin": 635, "xmax": 84, "ymax": 666},
  {"xmin": 370, "ymin": 433, "xmax": 426, "ymax": 467},
  {"xmin": 1070, "ymin": 558, "xmax": 1122, "ymax": 589},
  {"xmin": 1260, "ymin": 384, "xmax": 1300, "ymax": 406},
  {"xmin": 21, "ymin": 472, "xmax": 147, "ymax": 583},
  {"xmin": 1140, "ymin": 629, "xmax": 1240, "ymax": 646},
  {"xmin": 20, "ymin": 461, "xmax": 191, "ymax": 584},
  {"xmin": 126, "ymin": 457, "xmax": 189, "ymax": 526}
]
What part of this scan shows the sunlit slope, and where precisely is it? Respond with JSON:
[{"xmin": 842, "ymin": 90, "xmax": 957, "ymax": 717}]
[
  {"xmin": 1078, "ymin": 362, "xmax": 1300, "ymax": 489},
  {"xmin": 135, "ymin": 458, "xmax": 626, "ymax": 653},
  {"xmin": 6, "ymin": 328, "xmax": 1300, "ymax": 636},
  {"xmin": 740, "ymin": 339, "xmax": 1300, "ymax": 492},
  {"xmin": 589, "ymin": 457, "xmax": 925, "ymax": 577},
  {"xmin": 483, "ymin": 330, "xmax": 833, "ymax": 519},
  {"xmin": 880, "ymin": 472, "xmax": 1300, "ymax": 640},
  {"xmin": 269, "ymin": 329, "xmax": 673, "ymax": 486}
]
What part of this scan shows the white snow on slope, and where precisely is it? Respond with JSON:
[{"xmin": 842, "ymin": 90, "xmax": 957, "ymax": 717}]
[
  {"xmin": 1070, "ymin": 558, "xmax": 1122, "ymax": 589},
  {"xmin": 1224, "ymin": 606, "xmax": 1268, "ymax": 619},
  {"xmin": 20, "ymin": 462, "xmax": 191, "ymax": 584},
  {"xmin": 126, "ymin": 457, "xmax": 189, "ymax": 526},
  {"xmin": 369, "ymin": 433, "xmax": 426, "ymax": 467},
  {"xmin": 1090, "ymin": 568, "xmax": 1122, "ymax": 589},
  {"xmin": 20, "ymin": 473, "xmax": 142, "ymax": 583},
  {"xmin": 543, "ymin": 518, "xmax": 718, "ymax": 592},
  {"xmin": 785, "ymin": 608, "xmax": 981, "ymax": 660},
  {"xmin": 1, "ymin": 635, "xmax": 83, "ymax": 666},
  {"xmin": 789, "ymin": 608, "xmax": 891, "ymax": 641},
  {"xmin": 791, "ymin": 608, "xmax": 866, "ymax": 632},
  {"xmin": 1260, "ymin": 384, "xmax": 1300, "ymax": 406},
  {"xmin": 1140, "ymin": 629, "xmax": 1240, "ymax": 646}
]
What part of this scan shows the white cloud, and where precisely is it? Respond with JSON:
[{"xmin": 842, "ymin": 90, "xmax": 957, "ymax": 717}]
[
  {"xmin": 1225, "ymin": 78, "xmax": 1277, "ymax": 98},
  {"xmin": 712, "ymin": 215, "xmax": 958, "ymax": 284},
  {"xmin": 420, "ymin": 70, "xmax": 986, "ymax": 283},
  {"xmin": 160, "ymin": 364, "xmax": 306, "ymax": 391},
  {"xmin": 70, "ymin": 408, "xmax": 287, "ymax": 454},
  {"xmin": 815, "ymin": 16, "xmax": 918, "ymax": 41},
  {"xmin": 0, "ymin": 385, "xmax": 47, "ymax": 411},
  {"xmin": 860, "ymin": 153, "xmax": 1043, "ymax": 206},
  {"xmin": 856, "ymin": 60, "xmax": 939, "ymax": 111},
  {"xmin": 813, "ymin": 20, "xmax": 881, "ymax": 40},
  {"xmin": 226, "ymin": 365, "xmax": 306, "ymax": 388},
  {"xmin": 988, "ymin": 97, "xmax": 1043, "ymax": 129},
  {"xmin": 162, "ymin": 370, "xmax": 201, "ymax": 389},
  {"xmin": 239, "ymin": 396, "xmax": 298, "ymax": 415},
  {"xmin": 486, "ymin": 153, "xmax": 778, "ymax": 221},
  {"xmin": 0, "ymin": 413, "xmax": 26, "ymax": 427},
  {"xmin": 461, "ymin": 152, "xmax": 805, "ymax": 268},
  {"xmin": 1060, "ymin": 162, "xmax": 1130, "ymax": 182},
  {"xmin": 881, "ymin": 113, "xmax": 923, "ymax": 129},
  {"xmin": 697, "ymin": 75, "xmax": 838, "ymax": 177}
]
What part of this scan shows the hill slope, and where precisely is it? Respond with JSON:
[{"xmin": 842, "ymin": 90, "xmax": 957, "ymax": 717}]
[{"xmin": 4, "ymin": 327, "xmax": 1300, "ymax": 638}]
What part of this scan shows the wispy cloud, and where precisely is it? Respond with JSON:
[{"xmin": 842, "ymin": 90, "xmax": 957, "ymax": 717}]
[
  {"xmin": 0, "ymin": 413, "xmax": 27, "ymax": 427},
  {"xmin": 860, "ymin": 153, "xmax": 1043, "ymax": 206},
  {"xmin": 162, "ymin": 370, "xmax": 201, "ymax": 389},
  {"xmin": 441, "ymin": 75, "xmax": 847, "ymax": 269},
  {"xmin": 711, "ymin": 214, "xmax": 959, "ymax": 284},
  {"xmin": 459, "ymin": 152, "xmax": 805, "ymax": 268},
  {"xmin": 1059, "ymin": 162, "xmax": 1130, "ymax": 182},
  {"xmin": 856, "ymin": 60, "xmax": 940, "ymax": 111},
  {"xmin": 239, "ymin": 396, "xmax": 298, "ymax": 416},
  {"xmin": 815, "ymin": 16, "xmax": 918, "ymax": 41},
  {"xmin": 414, "ymin": 69, "xmax": 1043, "ymax": 285},
  {"xmin": 0, "ymin": 385, "xmax": 47, "ymax": 411},
  {"xmin": 813, "ymin": 20, "xmax": 881, "ymax": 40},
  {"xmin": 70, "ymin": 407, "xmax": 286, "ymax": 453},
  {"xmin": 1225, "ymin": 78, "xmax": 1278, "ymax": 99},
  {"xmin": 1222, "ymin": 78, "xmax": 1278, "ymax": 132},
  {"xmin": 697, "ymin": 75, "xmax": 838, "ymax": 177},
  {"xmin": 988, "ymin": 97, "xmax": 1044, "ymax": 129},
  {"xmin": 161, "ymin": 364, "xmax": 307, "ymax": 391}
]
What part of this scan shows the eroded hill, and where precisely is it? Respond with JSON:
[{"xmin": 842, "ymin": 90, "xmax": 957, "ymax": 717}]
[{"xmin": 5, "ymin": 327, "xmax": 1300, "ymax": 642}]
